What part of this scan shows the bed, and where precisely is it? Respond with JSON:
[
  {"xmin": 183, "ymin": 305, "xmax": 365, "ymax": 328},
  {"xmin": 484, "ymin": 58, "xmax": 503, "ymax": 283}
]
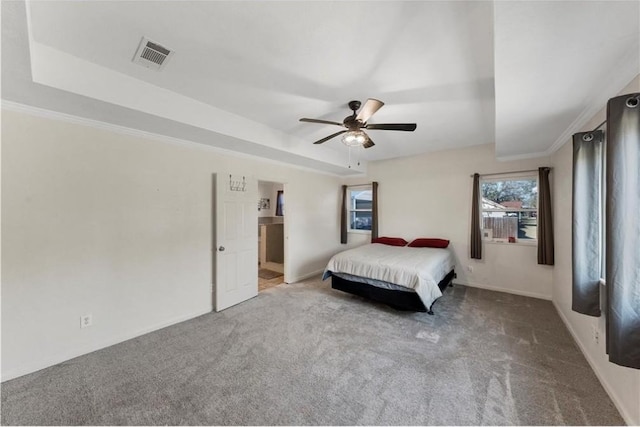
[{"xmin": 322, "ymin": 243, "xmax": 456, "ymax": 314}]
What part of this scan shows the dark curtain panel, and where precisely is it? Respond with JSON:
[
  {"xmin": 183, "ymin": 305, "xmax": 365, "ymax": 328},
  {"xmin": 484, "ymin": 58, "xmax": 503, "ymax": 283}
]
[
  {"xmin": 572, "ymin": 130, "xmax": 604, "ymax": 316},
  {"xmin": 340, "ymin": 185, "xmax": 348, "ymax": 244},
  {"xmin": 606, "ymin": 92, "xmax": 640, "ymax": 369},
  {"xmin": 371, "ymin": 181, "xmax": 379, "ymax": 242},
  {"xmin": 275, "ymin": 190, "xmax": 284, "ymax": 216},
  {"xmin": 470, "ymin": 173, "xmax": 482, "ymax": 259},
  {"xmin": 537, "ymin": 167, "xmax": 554, "ymax": 265}
]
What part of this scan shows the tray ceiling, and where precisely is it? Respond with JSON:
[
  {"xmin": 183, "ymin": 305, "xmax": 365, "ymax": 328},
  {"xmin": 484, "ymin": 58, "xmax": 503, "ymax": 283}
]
[{"xmin": 2, "ymin": 1, "xmax": 638, "ymax": 174}]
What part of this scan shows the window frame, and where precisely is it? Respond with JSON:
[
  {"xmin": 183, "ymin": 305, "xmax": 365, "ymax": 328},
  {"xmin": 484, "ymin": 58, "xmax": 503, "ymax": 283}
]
[
  {"xmin": 347, "ymin": 185, "xmax": 372, "ymax": 234},
  {"xmin": 480, "ymin": 173, "xmax": 539, "ymax": 245}
]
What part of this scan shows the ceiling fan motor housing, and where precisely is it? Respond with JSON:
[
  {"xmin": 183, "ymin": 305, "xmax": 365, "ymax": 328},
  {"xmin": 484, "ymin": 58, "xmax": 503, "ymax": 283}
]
[
  {"xmin": 345, "ymin": 100, "xmax": 363, "ymax": 129},
  {"xmin": 343, "ymin": 116, "xmax": 362, "ymax": 130}
]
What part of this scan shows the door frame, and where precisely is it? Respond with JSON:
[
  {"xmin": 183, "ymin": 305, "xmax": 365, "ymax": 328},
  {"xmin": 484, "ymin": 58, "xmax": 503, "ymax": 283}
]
[{"xmin": 256, "ymin": 178, "xmax": 289, "ymax": 284}]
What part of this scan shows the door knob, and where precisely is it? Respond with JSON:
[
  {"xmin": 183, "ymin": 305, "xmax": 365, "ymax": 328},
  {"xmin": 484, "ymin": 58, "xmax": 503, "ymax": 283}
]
[{"xmin": 219, "ymin": 246, "xmax": 225, "ymax": 252}]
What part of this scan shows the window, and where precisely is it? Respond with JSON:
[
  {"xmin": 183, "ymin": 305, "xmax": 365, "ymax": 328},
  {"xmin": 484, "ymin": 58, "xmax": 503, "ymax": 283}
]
[
  {"xmin": 348, "ymin": 186, "xmax": 372, "ymax": 232},
  {"xmin": 481, "ymin": 175, "xmax": 538, "ymax": 242}
]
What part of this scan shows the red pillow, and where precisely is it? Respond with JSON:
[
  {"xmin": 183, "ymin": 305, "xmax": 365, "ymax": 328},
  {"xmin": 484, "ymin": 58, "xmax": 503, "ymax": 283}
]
[
  {"xmin": 372, "ymin": 237, "xmax": 408, "ymax": 247},
  {"xmin": 408, "ymin": 238, "xmax": 450, "ymax": 248}
]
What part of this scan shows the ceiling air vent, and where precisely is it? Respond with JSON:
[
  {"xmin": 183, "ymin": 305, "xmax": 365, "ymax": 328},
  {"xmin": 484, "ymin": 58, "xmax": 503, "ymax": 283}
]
[{"xmin": 132, "ymin": 37, "xmax": 173, "ymax": 71}]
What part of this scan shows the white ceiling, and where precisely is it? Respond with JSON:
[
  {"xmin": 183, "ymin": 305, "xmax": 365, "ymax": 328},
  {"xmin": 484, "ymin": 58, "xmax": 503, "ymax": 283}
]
[
  {"xmin": 494, "ymin": 1, "xmax": 640, "ymax": 159},
  {"xmin": 2, "ymin": 1, "xmax": 639, "ymax": 175}
]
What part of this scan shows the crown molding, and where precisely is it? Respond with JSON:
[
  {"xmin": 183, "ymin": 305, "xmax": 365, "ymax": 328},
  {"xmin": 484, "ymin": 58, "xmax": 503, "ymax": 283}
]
[
  {"xmin": 545, "ymin": 47, "xmax": 639, "ymax": 156},
  {"xmin": 495, "ymin": 149, "xmax": 551, "ymax": 162},
  {"xmin": 1, "ymin": 100, "xmax": 363, "ymax": 177}
]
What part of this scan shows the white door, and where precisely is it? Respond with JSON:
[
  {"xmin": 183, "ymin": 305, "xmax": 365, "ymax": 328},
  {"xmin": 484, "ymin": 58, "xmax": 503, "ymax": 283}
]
[{"xmin": 214, "ymin": 174, "xmax": 258, "ymax": 311}]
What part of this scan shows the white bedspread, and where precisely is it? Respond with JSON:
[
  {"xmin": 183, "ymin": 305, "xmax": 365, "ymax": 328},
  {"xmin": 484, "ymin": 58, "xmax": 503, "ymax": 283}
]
[{"xmin": 324, "ymin": 243, "xmax": 455, "ymax": 308}]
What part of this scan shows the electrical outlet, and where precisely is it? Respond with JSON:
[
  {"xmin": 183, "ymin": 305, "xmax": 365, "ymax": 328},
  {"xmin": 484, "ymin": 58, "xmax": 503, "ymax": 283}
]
[
  {"xmin": 592, "ymin": 325, "xmax": 599, "ymax": 344},
  {"xmin": 467, "ymin": 265, "xmax": 474, "ymax": 273},
  {"xmin": 80, "ymin": 314, "xmax": 93, "ymax": 329}
]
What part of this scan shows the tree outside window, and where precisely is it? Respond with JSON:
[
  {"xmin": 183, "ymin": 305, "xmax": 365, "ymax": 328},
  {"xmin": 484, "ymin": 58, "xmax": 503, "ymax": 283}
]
[{"xmin": 481, "ymin": 177, "xmax": 538, "ymax": 241}]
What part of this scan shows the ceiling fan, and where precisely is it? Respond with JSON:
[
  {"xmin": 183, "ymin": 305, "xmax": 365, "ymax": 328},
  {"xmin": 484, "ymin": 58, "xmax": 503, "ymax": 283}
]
[{"xmin": 299, "ymin": 99, "xmax": 417, "ymax": 149}]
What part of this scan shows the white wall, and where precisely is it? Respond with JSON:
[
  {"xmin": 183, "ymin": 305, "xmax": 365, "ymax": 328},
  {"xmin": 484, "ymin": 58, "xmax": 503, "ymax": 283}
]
[
  {"xmin": 551, "ymin": 75, "xmax": 640, "ymax": 426},
  {"xmin": 1, "ymin": 109, "xmax": 343, "ymax": 381},
  {"xmin": 346, "ymin": 143, "xmax": 554, "ymax": 299}
]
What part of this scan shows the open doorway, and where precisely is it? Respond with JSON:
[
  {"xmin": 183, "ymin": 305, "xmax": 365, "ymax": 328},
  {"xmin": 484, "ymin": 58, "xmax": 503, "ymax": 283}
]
[{"xmin": 257, "ymin": 180, "xmax": 285, "ymax": 292}]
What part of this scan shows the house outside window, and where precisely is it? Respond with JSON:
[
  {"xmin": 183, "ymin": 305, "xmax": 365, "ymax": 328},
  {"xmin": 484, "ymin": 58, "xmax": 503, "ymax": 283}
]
[
  {"xmin": 481, "ymin": 175, "xmax": 538, "ymax": 243},
  {"xmin": 348, "ymin": 186, "xmax": 372, "ymax": 232}
]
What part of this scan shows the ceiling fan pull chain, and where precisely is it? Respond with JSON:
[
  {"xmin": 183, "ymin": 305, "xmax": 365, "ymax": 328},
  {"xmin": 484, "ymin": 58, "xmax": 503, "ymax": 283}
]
[{"xmin": 348, "ymin": 146, "xmax": 352, "ymax": 168}]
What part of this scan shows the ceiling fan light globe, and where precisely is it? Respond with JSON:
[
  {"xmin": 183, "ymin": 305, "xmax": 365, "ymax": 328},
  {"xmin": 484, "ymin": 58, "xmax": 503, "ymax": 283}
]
[{"xmin": 342, "ymin": 130, "xmax": 367, "ymax": 147}]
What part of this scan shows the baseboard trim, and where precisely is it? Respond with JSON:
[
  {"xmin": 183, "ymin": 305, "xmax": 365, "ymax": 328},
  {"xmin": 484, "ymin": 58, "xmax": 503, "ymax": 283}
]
[
  {"xmin": 287, "ymin": 269, "xmax": 324, "ymax": 284},
  {"xmin": 552, "ymin": 301, "xmax": 635, "ymax": 426},
  {"xmin": 1, "ymin": 307, "xmax": 212, "ymax": 383},
  {"xmin": 456, "ymin": 281, "xmax": 552, "ymax": 301}
]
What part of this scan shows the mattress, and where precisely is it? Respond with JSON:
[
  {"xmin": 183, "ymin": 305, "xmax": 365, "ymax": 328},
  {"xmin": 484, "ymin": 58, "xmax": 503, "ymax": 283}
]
[{"xmin": 323, "ymin": 243, "xmax": 455, "ymax": 308}]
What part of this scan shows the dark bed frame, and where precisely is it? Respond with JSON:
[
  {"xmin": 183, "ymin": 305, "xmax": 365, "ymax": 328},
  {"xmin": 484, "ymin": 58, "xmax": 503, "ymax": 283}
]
[{"xmin": 331, "ymin": 269, "xmax": 456, "ymax": 315}]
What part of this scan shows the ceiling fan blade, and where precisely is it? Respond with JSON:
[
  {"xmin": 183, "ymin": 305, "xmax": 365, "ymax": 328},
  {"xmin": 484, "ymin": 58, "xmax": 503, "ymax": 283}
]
[
  {"xmin": 355, "ymin": 98, "xmax": 384, "ymax": 123},
  {"xmin": 365, "ymin": 123, "xmax": 417, "ymax": 131},
  {"xmin": 313, "ymin": 130, "xmax": 347, "ymax": 145},
  {"xmin": 300, "ymin": 118, "xmax": 344, "ymax": 126},
  {"xmin": 363, "ymin": 136, "xmax": 375, "ymax": 149}
]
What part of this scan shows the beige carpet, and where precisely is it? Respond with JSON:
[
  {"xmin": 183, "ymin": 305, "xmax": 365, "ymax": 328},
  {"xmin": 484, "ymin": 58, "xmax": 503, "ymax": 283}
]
[{"xmin": 1, "ymin": 277, "xmax": 624, "ymax": 425}]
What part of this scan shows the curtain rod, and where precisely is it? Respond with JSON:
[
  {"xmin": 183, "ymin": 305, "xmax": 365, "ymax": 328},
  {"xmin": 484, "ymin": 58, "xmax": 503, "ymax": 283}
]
[
  {"xmin": 469, "ymin": 168, "xmax": 551, "ymax": 178},
  {"xmin": 578, "ymin": 120, "xmax": 606, "ymax": 142},
  {"xmin": 591, "ymin": 120, "xmax": 606, "ymax": 132},
  {"xmin": 589, "ymin": 94, "xmax": 639, "ymax": 133}
]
